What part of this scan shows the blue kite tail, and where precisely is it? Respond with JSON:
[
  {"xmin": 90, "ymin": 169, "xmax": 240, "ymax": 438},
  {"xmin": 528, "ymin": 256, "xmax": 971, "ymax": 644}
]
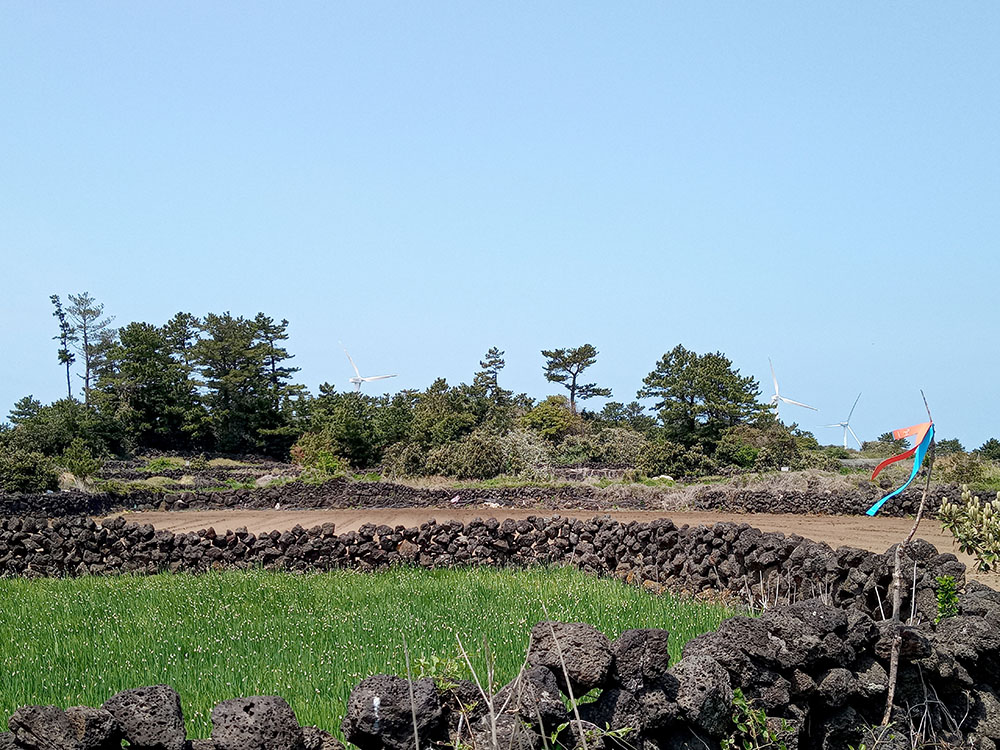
[{"xmin": 866, "ymin": 424, "xmax": 934, "ymax": 517}]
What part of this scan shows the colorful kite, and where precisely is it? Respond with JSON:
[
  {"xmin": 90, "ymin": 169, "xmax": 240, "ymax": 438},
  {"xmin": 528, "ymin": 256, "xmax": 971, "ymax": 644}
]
[{"xmin": 866, "ymin": 420, "xmax": 935, "ymax": 516}]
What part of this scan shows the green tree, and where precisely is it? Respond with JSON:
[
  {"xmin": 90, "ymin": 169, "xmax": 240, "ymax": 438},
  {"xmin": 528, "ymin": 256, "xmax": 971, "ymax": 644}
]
[
  {"xmin": 541, "ymin": 344, "xmax": 612, "ymax": 414},
  {"xmin": 66, "ymin": 292, "xmax": 114, "ymax": 404},
  {"xmin": 935, "ymin": 438, "xmax": 965, "ymax": 456},
  {"xmin": 637, "ymin": 345, "xmax": 765, "ymax": 449},
  {"xmin": 976, "ymin": 438, "xmax": 1000, "ymax": 461},
  {"xmin": 593, "ymin": 401, "xmax": 657, "ymax": 435},
  {"xmin": 50, "ymin": 295, "xmax": 77, "ymax": 398},
  {"xmin": 189, "ymin": 312, "xmax": 303, "ymax": 454},
  {"xmin": 253, "ymin": 314, "xmax": 301, "ymax": 410},
  {"xmin": 521, "ymin": 395, "xmax": 580, "ymax": 441},
  {"xmin": 408, "ymin": 378, "xmax": 478, "ymax": 447},
  {"xmin": 95, "ymin": 321, "xmax": 208, "ymax": 452},
  {"xmin": 5, "ymin": 397, "xmax": 115, "ymax": 457},
  {"xmin": 163, "ymin": 312, "xmax": 201, "ymax": 369}
]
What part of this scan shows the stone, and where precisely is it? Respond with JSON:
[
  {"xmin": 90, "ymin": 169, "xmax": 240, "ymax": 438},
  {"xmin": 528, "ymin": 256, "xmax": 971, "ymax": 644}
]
[
  {"xmin": 8, "ymin": 705, "xmax": 78, "ymax": 750},
  {"xmin": 342, "ymin": 675, "xmax": 444, "ymax": 750},
  {"xmin": 528, "ymin": 621, "xmax": 613, "ymax": 696},
  {"xmin": 670, "ymin": 655, "xmax": 733, "ymax": 738},
  {"xmin": 609, "ymin": 629, "xmax": 672, "ymax": 692},
  {"xmin": 65, "ymin": 706, "xmax": 121, "ymax": 750},
  {"xmin": 0, "ymin": 733, "xmax": 16, "ymax": 750},
  {"xmin": 493, "ymin": 666, "xmax": 566, "ymax": 731},
  {"xmin": 210, "ymin": 696, "xmax": 303, "ymax": 750},
  {"xmin": 579, "ymin": 688, "xmax": 642, "ymax": 734},
  {"xmin": 816, "ymin": 668, "xmax": 855, "ymax": 708},
  {"xmin": 301, "ymin": 726, "xmax": 346, "ymax": 750},
  {"xmin": 103, "ymin": 684, "xmax": 187, "ymax": 750}
]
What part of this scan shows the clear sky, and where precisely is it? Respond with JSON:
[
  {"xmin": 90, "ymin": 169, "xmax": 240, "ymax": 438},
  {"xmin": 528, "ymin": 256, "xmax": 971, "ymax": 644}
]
[{"xmin": 2, "ymin": 3, "xmax": 998, "ymax": 448}]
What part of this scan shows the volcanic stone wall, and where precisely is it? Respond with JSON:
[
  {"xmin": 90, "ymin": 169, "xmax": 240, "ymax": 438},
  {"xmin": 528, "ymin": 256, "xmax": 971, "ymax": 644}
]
[
  {"xmin": 0, "ymin": 513, "xmax": 966, "ymax": 623},
  {"xmin": 0, "ymin": 478, "xmax": 955, "ymax": 518},
  {"xmin": 341, "ymin": 595, "xmax": 1000, "ymax": 750},
  {"xmin": 4, "ymin": 599, "xmax": 999, "ymax": 749}
]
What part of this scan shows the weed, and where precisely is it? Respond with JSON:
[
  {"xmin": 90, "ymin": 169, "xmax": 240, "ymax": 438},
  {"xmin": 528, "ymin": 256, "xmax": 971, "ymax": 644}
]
[{"xmin": 934, "ymin": 576, "xmax": 959, "ymax": 624}]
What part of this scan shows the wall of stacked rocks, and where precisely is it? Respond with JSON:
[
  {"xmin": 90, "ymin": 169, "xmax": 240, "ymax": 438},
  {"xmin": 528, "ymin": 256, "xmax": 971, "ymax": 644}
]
[
  {"xmin": 0, "ymin": 478, "xmax": 957, "ymax": 519},
  {"xmin": 0, "ymin": 512, "xmax": 966, "ymax": 621}
]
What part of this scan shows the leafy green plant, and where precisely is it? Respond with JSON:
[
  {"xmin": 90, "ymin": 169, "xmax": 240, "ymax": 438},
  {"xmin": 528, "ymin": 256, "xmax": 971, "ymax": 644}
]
[
  {"xmin": 939, "ymin": 485, "xmax": 1000, "ymax": 571},
  {"xmin": 414, "ymin": 652, "xmax": 464, "ymax": 690},
  {"xmin": 59, "ymin": 437, "xmax": 103, "ymax": 479},
  {"xmin": 142, "ymin": 456, "xmax": 184, "ymax": 473},
  {"xmin": 290, "ymin": 432, "xmax": 349, "ymax": 475},
  {"xmin": 721, "ymin": 689, "xmax": 792, "ymax": 750},
  {"xmin": 0, "ymin": 446, "xmax": 58, "ymax": 493},
  {"xmin": 935, "ymin": 575, "xmax": 959, "ymax": 623}
]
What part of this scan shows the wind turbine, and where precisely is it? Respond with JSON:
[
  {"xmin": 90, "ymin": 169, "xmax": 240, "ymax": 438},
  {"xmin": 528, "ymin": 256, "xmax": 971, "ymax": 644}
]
[
  {"xmin": 341, "ymin": 345, "xmax": 397, "ymax": 392},
  {"xmin": 768, "ymin": 358, "xmax": 817, "ymax": 420},
  {"xmin": 824, "ymin": 393, "xmax": 863, "ymax": 449}
]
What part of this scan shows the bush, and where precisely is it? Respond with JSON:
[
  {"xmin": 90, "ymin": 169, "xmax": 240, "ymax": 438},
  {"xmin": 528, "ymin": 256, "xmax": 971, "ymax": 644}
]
[
  {"xmin": 58, "ymin": 438, "xmax": 103, "ymax": 480},
  {"xmin": 521, "ymin": 396, "xmax": 580, "ymax": 442},
  {"xmin": 0, "ymin": 447, "xmax": 59, "ymax": 493},
  {"xmin": 380, "ymin": 441, "xmax": 431, "ymax": 478},
  {"xmin": 593, "ymin": 427, "xmax": 647, "ymax": 466},
  {"xmin": 638, "ymin": 440, "xmax": 716, "ymax": 479},
  {"xmin": 290, "ymin": 431, "xmax": 349, "ymax": 474},
  {"xmin": 551, "ymin": 434, "xmax": 598, "ymax": 466},
  {"xmin": 426, "ymin": 430, "xmax": 506, "ymax": 480},
  {"xmin": 939, "ymin": 485, "xmax": 1000, "ymax": 571},
  {"xmin": 497, "ymin": 429, "xmax": 551, "ymax": 478},
  {"xmin": 935, "ymin": 452, "xmax": 984, "ymax": 486}
]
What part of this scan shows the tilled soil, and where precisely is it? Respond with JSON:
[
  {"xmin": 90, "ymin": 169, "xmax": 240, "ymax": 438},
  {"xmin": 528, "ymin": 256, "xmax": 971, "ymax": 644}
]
[{"xmin": 107, "ymin": 507, "xmax": 1000, "ymax": 587}]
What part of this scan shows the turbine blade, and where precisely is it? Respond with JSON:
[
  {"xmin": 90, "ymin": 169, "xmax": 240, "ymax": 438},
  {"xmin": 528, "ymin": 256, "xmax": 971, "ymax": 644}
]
[
  {"xmin": 362, "ymin": 374, "xmax": 398, "ymax": 382},
  {"xmin": 780, "ymin": 396, "xmax": 817, "ymax": 410},
  {"xmin": 342, "ymin": 348, "xmax": 361, "ymax": 378},
  {"xmin": 822, "ymin": 423, "xmax": 843, "ymax": 428},
  {"xmin": 847, "ymin": 425, "xmax": 864, "ymax": 450},
  {"xmin": 769, "ymin": 358, "xmax": 779, "ymax": 395},
  {"xmin": 846, "ymin": 392, "xmax": 861, "ymax": 423}
]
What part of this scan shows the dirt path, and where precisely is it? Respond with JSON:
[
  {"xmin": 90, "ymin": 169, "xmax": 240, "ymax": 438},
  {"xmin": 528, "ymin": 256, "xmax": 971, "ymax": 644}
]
[{"xmin": 109, "ymin": 507, "xmax": 1000, "ymax": 587}]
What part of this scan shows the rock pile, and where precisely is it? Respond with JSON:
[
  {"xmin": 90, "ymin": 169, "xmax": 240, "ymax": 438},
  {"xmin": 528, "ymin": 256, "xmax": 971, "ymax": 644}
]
[{"xmin": 0, "ymin": 685, "xmax": 342, "ymax": 750}]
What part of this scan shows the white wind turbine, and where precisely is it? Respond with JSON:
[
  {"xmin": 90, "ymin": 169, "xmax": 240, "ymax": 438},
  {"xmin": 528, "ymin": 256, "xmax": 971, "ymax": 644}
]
[
  {"xmin": 341, "ymin": 345, "xmax": 397, "ymax": 392},
  {"xmin": 824, "ymin": 393, "xmax": 863, "ymax": 450},
  {"xmin": 768, "ymin": 358, "xmax": 817, "ymax": 420}
]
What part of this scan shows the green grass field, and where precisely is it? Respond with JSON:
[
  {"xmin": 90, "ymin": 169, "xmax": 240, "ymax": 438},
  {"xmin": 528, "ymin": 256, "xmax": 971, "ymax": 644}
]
[{"xmin": 0, "ymin": 567, "xmax": 741, "ymax": 737}]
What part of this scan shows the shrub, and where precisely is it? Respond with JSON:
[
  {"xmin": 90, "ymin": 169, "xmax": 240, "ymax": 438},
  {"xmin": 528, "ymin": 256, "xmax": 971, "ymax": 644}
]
[
  {"xmin": 290, "ymin": 431, "xmax": 349, "ymax": 474},
  {"xmin": 935, "ymin": 452, "xmax": 984, "ymax": 486},
  {"xmin": 426, "ymin": 430, "xmax": 505, "ymax": 480},
  {"xmin": 638, "ymin": 440, "xmax": 716, "ymax": 478},
  {"xmin": 551, "ymin": 434, "xmax": 598, "ymax": 466},
  {"xmin": 497, "ymin": 429, "xmax": 552, "ymax": 478},
  {"xmin": 58, "ymin": 438, "xmax": 103, "ymax": 480},
  {"xmin": 593, "ymin": 427, "xmax": 647, "ymax": 466},
  {"xmin": 935, "ymin": 575, "xmax": 959, "ymax": 623},
  {"xmin": 380, "ymin": 441, "xmax": 430, "ymax": 477},
  {"xmin": 939, "ymin": 485, "xmax": 1000, "ymax": 571},
  {"xmin": 0, "ymin": 447, "xmax": 59, "ymax": 493},
  {"xmin": 521, "ymin": 396, "xmax": 580, "ymax": 442}
]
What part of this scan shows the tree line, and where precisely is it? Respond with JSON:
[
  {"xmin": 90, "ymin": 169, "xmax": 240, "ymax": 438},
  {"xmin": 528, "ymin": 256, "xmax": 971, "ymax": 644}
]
[{"xmin": 2, "ymin": 293, "xmax": 994, "ymax": 492}]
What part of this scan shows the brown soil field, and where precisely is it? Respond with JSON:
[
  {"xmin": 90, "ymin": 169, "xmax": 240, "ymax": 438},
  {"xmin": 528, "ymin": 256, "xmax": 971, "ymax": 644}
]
[{"xmin": 108, "ymin": 507, "xmax": 1000, "ymax": 588}]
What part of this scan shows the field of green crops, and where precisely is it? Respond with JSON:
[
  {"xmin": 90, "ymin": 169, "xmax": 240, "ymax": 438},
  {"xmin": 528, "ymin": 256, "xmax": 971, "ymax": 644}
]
[{"xmin": 0, "ymin": 567, "xmax": 741, "ymax": 737}]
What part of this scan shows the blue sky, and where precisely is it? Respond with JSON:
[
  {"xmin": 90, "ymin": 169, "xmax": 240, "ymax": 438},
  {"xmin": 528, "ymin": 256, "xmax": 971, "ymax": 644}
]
[{"xmin": 2, "ymin": 3, "xmax": 998, "ymax": 447}]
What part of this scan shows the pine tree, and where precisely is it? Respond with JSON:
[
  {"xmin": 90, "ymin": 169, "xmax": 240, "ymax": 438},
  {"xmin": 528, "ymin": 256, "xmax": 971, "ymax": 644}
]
[
  {"xmin": 66, "ymin": 292, "xmax": 114, "ymax": 404},
  {"xmin": 541, "ymin": 344, "xmax": 612, "ymax": 414},
  {"xmin": 50, "ymin": 295, "xmax": 77, "ymax": 399}
]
